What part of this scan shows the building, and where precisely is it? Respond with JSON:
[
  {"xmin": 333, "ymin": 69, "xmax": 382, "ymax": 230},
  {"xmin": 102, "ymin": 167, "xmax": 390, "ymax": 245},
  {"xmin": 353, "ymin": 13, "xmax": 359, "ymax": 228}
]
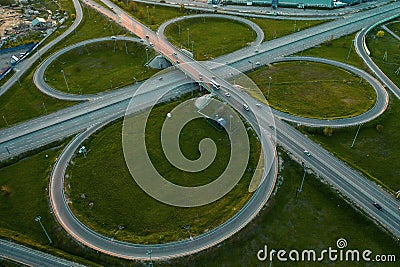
[
  {"xmin": 30, "ymin": 17, "xmax": 46, "ymax": 28},
  {"xmin": 223, "ymin": 0, "xmax": 370, "ymax": 8}
]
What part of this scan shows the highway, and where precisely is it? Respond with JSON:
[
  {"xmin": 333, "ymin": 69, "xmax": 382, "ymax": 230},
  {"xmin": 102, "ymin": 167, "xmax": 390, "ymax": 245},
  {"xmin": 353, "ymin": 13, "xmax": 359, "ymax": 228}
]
[
  {"xmin": 135, "ymin": 0, "xmax": 394, "ymax": 20},
  {"xmin": 46, "ymin": 0, "xmax": 400, "ymax": 260},
  {"xmin": 0, "ymin": 239, "xmax": 85, "ymax": 267},
  {"xmin": 355, "ymin": 16, "xmax": 400, "ymax": 99},
  {"xmin": 1, "ymin": 0, "xmax": 400, "ymax": 263}
]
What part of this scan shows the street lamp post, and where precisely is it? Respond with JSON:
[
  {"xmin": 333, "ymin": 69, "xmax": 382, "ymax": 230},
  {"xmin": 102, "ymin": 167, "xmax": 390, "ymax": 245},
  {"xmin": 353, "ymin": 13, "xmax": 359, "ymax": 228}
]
[
  {"xmin": 60, "ymin": 70, "xmax": 70, "ymax": 92},
  {"xmin": 248, "ymin": 60, "xmax": 253, "ymax": 70},
  {"xmin": 145, "ymin": 47, "xmax": 149, "ymax": 64},
  {"xmin": 146, "ymin": 250, "xmax": 153, "ymax": 267},
  {"xmin": 146, "ymin": 6, "xmax": 150, "ymax": 22},
  {"xmin": 2, "ymin": 115, "xmax": 9, "ymax": 126},
  {"xmin": 351, "ymin": 123, "xmax": 362, "ymax": 148},
  {"xmin": 267, "ymin": 76, "xmax": 272, "ymax": 99},
  {"xmin": 35, "ymin": 216, "xmax": 52, "ymax": 244},
  {"xmin": 297, "ymin": 166, "xmax": 307, "ymax": 195},
  {"xmin": 187, "ymin": 28, "xmax": 190, "ymax": 46}
]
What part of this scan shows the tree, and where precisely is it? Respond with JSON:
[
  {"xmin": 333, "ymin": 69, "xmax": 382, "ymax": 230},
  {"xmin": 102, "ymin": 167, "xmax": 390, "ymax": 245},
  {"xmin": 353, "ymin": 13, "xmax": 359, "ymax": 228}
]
[
  {"xmin": 180, "ymin": 4, "xmax": 185, "ymax": 12},
  {"xmin": 129, "ymin": 2, "xmax": 137, "ymax": 12},
  {"xmin": 70, "ymin": 13, "xmax": 76, "ymax": 20},
  {"xmin": 138, "ymin": 10, "xmax": 144, "ymax": 19},
  {"xmin": 150, "ymin": 16, "xmax": 155, "ymax": 25},
  {"xmin": 376, "ymin": 30, "xmax": 385, "ymax": 38},
  {"xmin": 323, "ymin": 127, "xmax": 334, "ymax": 137},
  {"xmin": 376, "ymin": 124, "xmax": 384, "ymax": 132}
]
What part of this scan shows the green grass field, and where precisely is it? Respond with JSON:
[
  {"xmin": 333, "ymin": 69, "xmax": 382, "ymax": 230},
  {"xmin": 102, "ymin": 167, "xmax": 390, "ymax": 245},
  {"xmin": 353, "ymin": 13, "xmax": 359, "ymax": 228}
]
[
  {"xmin": 366, "ymin": 28, "xmax": 400, "ymax": 88},
  {"xmin": 114, "ymin": 0, "xmax": 200, "ymax": 30},
  {"xmin": 44, "ymin": 41, "xmax": 158, "ymax": 94},
  {"xmin": 248, "ymin": 61, "xmax": 375, "ymax": 119},
  {"xmin": 172, "ymin": 150, "xmax": 400, "ymax": 266},
  {"xmin": 294, "ymin": 24, "xmax": 400, "ymax": 193},
  {"xmin": 299, "ymin": 33, "xmax": 366, "ymax": 69},
  {"xmin": 165, "ymin": 17, "xmax": 255, "ymax": 60},
  {"xmin": 298, "ymin": 92, "xmax": 400, "ymax": 193},
  {"xmin": 67, "ymin": 97, "xmax": 260, "ymax": 244},
  {"xmin": 253, "ymin": 18, "xmax": 327, "ymax": 42},
  {"xmin": 0, "ymin": 145, "xmax": 103, "ymax": 266}
]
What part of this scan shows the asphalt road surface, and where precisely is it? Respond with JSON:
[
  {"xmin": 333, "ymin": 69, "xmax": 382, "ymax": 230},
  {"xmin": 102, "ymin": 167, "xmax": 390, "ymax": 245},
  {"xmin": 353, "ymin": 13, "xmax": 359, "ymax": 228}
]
[{"xmin": 1, "ymin": 0, "xmax": 400, "ymax": 263}]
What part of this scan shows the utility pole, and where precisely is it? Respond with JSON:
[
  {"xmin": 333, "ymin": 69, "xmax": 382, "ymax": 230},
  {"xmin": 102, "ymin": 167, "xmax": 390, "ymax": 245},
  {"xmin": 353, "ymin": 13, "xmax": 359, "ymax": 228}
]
[
  {"xmin": 60, "ymin": 70, "xmax": 70, "ymax": 92},
  {"xmin": 35, "ymin": 216, "xmax": 52, "ymax": 244},
  {"xmin": 351, "ymin": 124, "xmax": 362, "ymax": 148}
]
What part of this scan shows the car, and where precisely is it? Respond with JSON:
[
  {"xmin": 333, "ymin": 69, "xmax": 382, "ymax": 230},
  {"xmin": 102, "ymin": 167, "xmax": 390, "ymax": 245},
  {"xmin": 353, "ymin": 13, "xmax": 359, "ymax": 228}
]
[
  {"xmin": 198, "ymin": 74, "xmax": 203, "ymax": 80},
  {"xmin": 149, "ymin": 42, "xmax": 154, "ymax": 47},
  {"xmin": 176, "ymin": 60, "xmax": 180, "ymax": 64},
  {"xmin": 145, "ymin": 35, "xmax": 149, "ymax": 39},
  {"xmin": 373, "ymin": 202, "xmax": 383, "ymax": 211},
  {"xmin": 243, "ymin": 104, "xmax": 250, "ymax": 111},
  {"xmin": 254, "ymin": 49, "xmax": 259, "ymax": 53},
  {"xmin": 111, "ymin": 36, "xmax": 116, "ymax": 40},
  {"xmin": 225, "ymin": 92, "xmax": 231, "ymax": 97},
  {"xmin": 255, "ymin": 62, "xmax": 261, "ymax": 65},
  {"xmin": 303, "ymin": 150, "xmax": 311, "ymax": 157},
  {"xmin": 256, "ymin": 103, "xmax": 262, "ymax": 108}
]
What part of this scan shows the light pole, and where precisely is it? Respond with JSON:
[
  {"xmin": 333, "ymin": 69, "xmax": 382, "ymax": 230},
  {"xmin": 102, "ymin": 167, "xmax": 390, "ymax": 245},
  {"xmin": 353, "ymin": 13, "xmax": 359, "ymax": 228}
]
[
  {"xmin": 2, "ymin": 115, "xmax": 9, "ymax": 126},
  {"xmin": 297, "ymin": 166, "xmax": 307, "ymax": 196},
  {"xmin": 145, "ymin": 47, "xmax": 149, "ymax": 64},
  {"xmin": 351, "ymin": 123, "xmax": 362, "ymax": 148},
  {"xmin": 267, "ymin": 76, "xmax": 272, "ymax": 99},
  {"xmin": 35, "ymin": 216, "xmax": 52, "ymax": 244},
  {"xmin": 248, "ymin": 60, "xmax": 253, "ymax": 70},
  {"xmin": 191, "ymin": 40, "xmax": 194, "ymax": 55},
  {"xmin": 146, "ymin": 6, "xmax": 150, "ymax": 22},
  {"xmin": 60, "ymin": 70, "xmax": 70, "ymax": 92},
  {"xmin": 146, "ymin": 250, "xmax": 153, "ymax": 267},
  {"xmin": 187, "ymin": 27, "xmax": 190, "ymax": 46}
]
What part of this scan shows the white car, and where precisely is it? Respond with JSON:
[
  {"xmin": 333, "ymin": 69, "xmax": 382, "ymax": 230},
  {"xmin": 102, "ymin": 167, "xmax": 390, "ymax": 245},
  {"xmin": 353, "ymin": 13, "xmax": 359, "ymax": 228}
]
[
  {"xmin": 303, "ymin": 150, "xmax": 311, "ymax": 157},
  {"xmin": 225, "ymin": 92, "xmax": 231, "ymax": 97}
]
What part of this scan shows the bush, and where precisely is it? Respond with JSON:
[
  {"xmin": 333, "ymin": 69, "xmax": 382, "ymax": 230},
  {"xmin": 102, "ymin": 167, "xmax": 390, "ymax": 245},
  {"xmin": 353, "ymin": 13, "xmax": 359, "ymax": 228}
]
[
  {"xmin": 376, "ymin": 30, "xmax": 385, "ymax": 38},
  {"xmin": 323, "ymin": 126, "xmax": 334, "ymax": 136}
]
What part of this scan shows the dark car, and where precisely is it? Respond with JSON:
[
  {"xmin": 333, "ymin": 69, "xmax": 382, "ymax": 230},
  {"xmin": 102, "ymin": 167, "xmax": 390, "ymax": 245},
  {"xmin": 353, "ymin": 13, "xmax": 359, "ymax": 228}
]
[{"xmin": 373, "ymin": 202, "xmax": 383, "ymax": 211}]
